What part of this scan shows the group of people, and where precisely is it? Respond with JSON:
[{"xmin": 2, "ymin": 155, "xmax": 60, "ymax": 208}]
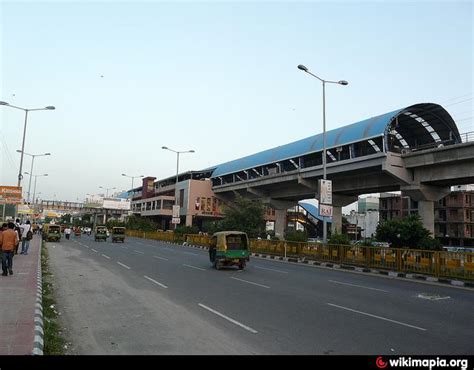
[{"xmin": 0, "ymin": 219, "xmax": 34, "ymax": 276}]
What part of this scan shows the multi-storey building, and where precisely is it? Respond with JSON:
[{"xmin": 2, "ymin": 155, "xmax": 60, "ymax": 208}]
[{"xmin": 379, "ymin": 187, "xmax": 474, "ymax": 247}]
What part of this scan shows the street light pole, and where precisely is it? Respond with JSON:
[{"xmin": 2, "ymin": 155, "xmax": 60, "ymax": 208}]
[
  {"xmin": 162, "ymin": 146, "xmax": 195, "ymax": 229},
  {"xmin": 99, "ymin": 186, "xmax": 116, "ymax": 198},
  {"xmin": 25, "ymin": 172, "xmax": 48, "ymax": 209},
  {"xmin": 0, "ymin": 102, "xmax": 55, "ymax": 188},
  {"xmin": 122, "ymin": 174, "xmax": 144, "ymax": 199},
  {"xmin": 297, "ymin": 65, "xmax": 348, "ymax": 244},
  {"xmin": 17, "ymin": 150, "xmax": 51, "ymax": 203}
]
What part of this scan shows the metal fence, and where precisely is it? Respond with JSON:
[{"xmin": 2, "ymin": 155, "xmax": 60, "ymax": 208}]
[{"xmin": 125, "ymin": 231, "xmax": 474, "ymax": 280}]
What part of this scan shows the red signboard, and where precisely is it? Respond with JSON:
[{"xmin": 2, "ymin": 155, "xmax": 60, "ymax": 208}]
[{"xmin": 0, "ymin": 186, "xmax": 22, "ymax": 204}]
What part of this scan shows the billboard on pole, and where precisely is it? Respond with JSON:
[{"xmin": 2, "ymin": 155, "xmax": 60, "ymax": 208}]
[
  {"xmin": 0, "ymin": 186, "xmax": 22, "ymax": 204},
  {"xmin": 102, "ymin": 198, "xmax": 131, "ymax": 210},
  {"xmin": 318, "ymin": 179, "xmax": 332, "ymax": 205}
]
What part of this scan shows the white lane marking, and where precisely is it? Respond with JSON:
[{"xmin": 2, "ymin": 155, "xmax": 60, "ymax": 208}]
[
  {"xmin": 198, "ymin": 303, "xmax": 258, "ymax": 334},
  {"xmin": 153, "ymin": 255, "xmax": 169, "ymax": 261},
  {"xmin": 117, "ymin": 262, "xmax": 131, "ymax": 270},
  {"xmin": 91, "ymin": 248, "xmax": 98, "ymax": 253},
  {"xmin": 120, "ymin": 246, "xmax": 128, "ymax": 249},
  {"xmin": 230, "ymin": 277, "xmax": 270, "ymax": 289},
  {"xmin": 183, "ymin": 264, "xmax": 205, "ymax": 271},
  {"xmin": 84, "ymin": 246, "xmax": 90, "ymax": 249},
  {"xmin": 182, "ymin": 251, "xmax": 198, "ymax": 256},
  {"xmin": 101, "ymin": 254, "xmax": 110, "ymax": 259},
  {"xmin": 254, "ymin": 265, "xmax": 288, "ymax": 274},
  {"xmin": 133, "ymin": 250, "xmax": 144, "ymax": 254},
  {"xmin": 328, "ymin": 280, "xmax": 389, "ymax": 293},
  {"xmin": 327, "ymin": 303, "xmax": 427, "ymax": 331},
  {"xmin": 144, "ymin": 275, "xmax": 168, "ymax": 289}
]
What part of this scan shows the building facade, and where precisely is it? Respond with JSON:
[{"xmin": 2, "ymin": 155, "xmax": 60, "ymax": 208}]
[{"xmin": 379, "ymin": 189, "xmax": 474, "ymax": 247}]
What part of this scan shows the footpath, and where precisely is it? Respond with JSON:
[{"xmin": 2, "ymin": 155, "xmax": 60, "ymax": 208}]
[{"xmin": 0, "ymin": 235, "xmax": 43, "ymax": 355}]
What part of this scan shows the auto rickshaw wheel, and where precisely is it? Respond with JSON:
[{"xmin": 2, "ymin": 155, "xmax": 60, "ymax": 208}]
[
  {"xmin": 238, "ymin": 260, "xmax": 245, "ymax": 270},
  {"xmin": 215, "ymin": 260, "xmax": 221, "ymax": 270}
]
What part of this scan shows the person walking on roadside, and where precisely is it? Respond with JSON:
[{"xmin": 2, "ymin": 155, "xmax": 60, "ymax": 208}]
[
  {"xmin": 14, "ymin": 218, "xmax": 22, "ymax": 255},
  {"xmin": 0, "ymin": 223, "xmax": 6, "ymax": 270},
  {"xmin": 65, "ymin": 226, "xmax": 72, "ymax": 240},
  {"xmin": 20, "ymin": 220, "xmax": 33, "ymax": 255},
  {"xmin": 0, "ymin": 222, "xmax": 19, "ymax": 276}
]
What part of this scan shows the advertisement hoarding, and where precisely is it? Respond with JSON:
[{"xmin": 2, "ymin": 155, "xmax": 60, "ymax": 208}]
[
  {"xmin": 318, "ymin": 179, "xmax": 332, "ymax": 205},
  {"xmin": 102, "ymin": 198, "xmax": 131, "ymax": 210},
  {"xmin": 0, "ymin": 186, "xmax": 22, "ymax": 204}
]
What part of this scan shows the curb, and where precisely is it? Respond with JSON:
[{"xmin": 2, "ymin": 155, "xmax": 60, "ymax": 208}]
[
  {"xmin": 32, "ymin": 240, "xmax": 44, "ymax": 355},
  {"xmin": 179, "ymin": 241, "xmax": 473, "ymax": 289}
]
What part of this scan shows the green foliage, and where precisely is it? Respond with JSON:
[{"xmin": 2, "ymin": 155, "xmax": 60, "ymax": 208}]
[
  {"xmin": 376, "ymin": 214, "xmax": 441, "ymax": 250},
  {"xmin": 329, "ymin": 232, "xmax": 351, "ymax": 245},
  {"xmin": 285, "ymin": 230, "xmax": 308, "ymax": 242},
  {"xmin": 126, "ymin": 214, "xmax": 158, "ymax": 231},
  {"xmin": 174, "ymin": 225, "xmax": 200, "ymax": 235},
  {"xmin": 106, "ymin": 219, "xmax": 126, "ymax": 228},
  {"xmin": 203, "ymin": 195, "xmax": 265, "ymax": 238}
]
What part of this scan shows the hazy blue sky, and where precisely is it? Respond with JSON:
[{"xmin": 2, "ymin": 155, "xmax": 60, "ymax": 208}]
[{"xmin": 1, "ymin": 0, "xmax": 472, "ymax": 203}]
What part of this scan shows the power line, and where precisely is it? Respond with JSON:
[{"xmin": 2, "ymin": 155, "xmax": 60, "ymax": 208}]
[
  {"xmin": 444, "ymin": 97, "xmax": 473, "ymax": 107},
  {"xmin": 440, "ymin": 92, "xmax": 473, "ymax": 104}
]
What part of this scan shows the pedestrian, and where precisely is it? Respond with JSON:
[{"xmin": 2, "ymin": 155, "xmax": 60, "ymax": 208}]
[
  {"xmin": 13, "ymin": 218, "xmax": 22, "ymax": 255},
  {"xmin": 20, "ymin": 220, "xmax": 33, "ymax": 255},
  {"xmin": 0, "ymin": 222, "xmax": 19, "ymax": 276},
  {"xmin": 0, "ymin": 223, "xmax": 6, "ymax": 268},
  {"xmin": 65, "ymin": 226, "xmax": 72, "ymax": 240}
]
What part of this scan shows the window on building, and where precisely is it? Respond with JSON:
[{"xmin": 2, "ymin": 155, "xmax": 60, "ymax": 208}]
[
  {"xmin": 466, "ymin": 210, "xmax": 470, "ymax": 220},
  {"xmin": 179, "ymin": 189, "xmax": 184, "ymax": 208}
]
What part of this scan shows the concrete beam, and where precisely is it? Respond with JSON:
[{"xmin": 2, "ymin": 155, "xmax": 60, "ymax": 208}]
[
  {"xmin": 297, "ymin": 176, "xmax": 317, "ymax": 191},
  {"xmin": 400, "ymin": 184, "xmax": 450, "ymax": 202},
  {"xmin": 268, "ymin": 199, "xmax": 296, "ymax": 210},
  {"xmin": 246, "ymin": 186, "xmax": 268, "ymax": 198},
  {"xmin": 332, "ymin": 194, "xmax": 358, "ymax": 207},
  {"xmin": 382, "ymin": 152, "xmax": 412, "ymax": 184}
]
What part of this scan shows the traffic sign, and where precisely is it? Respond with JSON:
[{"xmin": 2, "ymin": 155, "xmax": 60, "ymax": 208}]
[
  {"xmin": 318, "ymin": 179, "xmax": 332, "ymax": 205},
  {"xmin": 172, "ymin": 217, "xmax": 181, "ymax": 224},
  {"xmin": 319, "ymin": 204, "xmax": 333, "ymax": 217}
]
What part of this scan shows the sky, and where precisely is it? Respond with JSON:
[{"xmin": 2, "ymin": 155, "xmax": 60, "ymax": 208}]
[{"xmin": 1, "ymin": 0, "xmax": 472, "ymax": 204}]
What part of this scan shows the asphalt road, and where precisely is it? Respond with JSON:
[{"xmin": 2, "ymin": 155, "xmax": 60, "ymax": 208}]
[{"xmin": 47, "ymin": 235, "xmax": 474, "ymax": 355}]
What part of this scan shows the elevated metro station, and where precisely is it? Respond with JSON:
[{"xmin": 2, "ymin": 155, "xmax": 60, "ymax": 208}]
[{"xmin": 129, "ymin": 102, "xmax": 474, "ymax": 238}]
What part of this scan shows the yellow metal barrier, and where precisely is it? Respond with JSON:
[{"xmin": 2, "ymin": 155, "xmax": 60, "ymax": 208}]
[{"xmin": 125, "ymin": 230, "xmax": 474, "ymax": 280}]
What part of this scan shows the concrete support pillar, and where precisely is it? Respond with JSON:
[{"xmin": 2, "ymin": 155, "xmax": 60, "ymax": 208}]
[
  {"xmin": 331, "ymin": 205, "xmax": 342, "ymax": 235},
  {"xmin": 418, "ymin": 200, "xmax": 434, "ymax": 236},
  {"xmin": 103, "ymin": 210, "xmax": 107, "ymax": 224},
  {"xmin": 274, "ymin": 209, "xmax": 287, "ymax": 240},
  {"xmin": 185, "ymin": 214, "xmax": 193, "ymax": 227}
]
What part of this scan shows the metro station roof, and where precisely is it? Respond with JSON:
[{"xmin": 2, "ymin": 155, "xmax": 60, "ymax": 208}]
[{"xmin": 206, "ymin": 103, "xmax": 460, "ymax": 178}]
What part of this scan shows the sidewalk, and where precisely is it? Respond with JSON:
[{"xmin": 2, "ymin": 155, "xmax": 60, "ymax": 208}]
[{"xmin": 0, "ymin": 235, "xmax": 42, "ymax": 355}]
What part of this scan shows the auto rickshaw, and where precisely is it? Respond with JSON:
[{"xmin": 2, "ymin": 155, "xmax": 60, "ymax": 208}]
[
  {"xmin": 94, "ymin": 226, "xmax": 108, "ymax": 242},
  {"xmin": 42, "ymin": 224, "xmax": 61, "ymax": 242},
  {"xmin": 209, "ymin": 231, "xmax": 250, "ymax": 270},
  {"xmin": 111, "ymin": 227, "xmax": 126, "ymax": 243},
  {"xmin": 74, "ymin": 226, "xmax": 81, "ymax": 238}
]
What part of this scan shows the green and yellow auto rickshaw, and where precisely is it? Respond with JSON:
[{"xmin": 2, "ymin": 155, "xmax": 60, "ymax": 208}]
[
  {"xmin": 42, "ymin": 224, "xmax": 61, "ymax": 242},
  {"xmin": 209, "ymin": 231, "xmax": 250, "ymax": 270},
  {"xmin": 94, "ymin": 226, "xmax": 108, "ymax": 242},
  {"xmin": 111, "ymin": 227, "xmax": 126, "ymax": 243}
]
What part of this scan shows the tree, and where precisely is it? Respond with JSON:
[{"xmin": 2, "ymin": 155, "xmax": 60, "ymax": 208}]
[
  {"xmin": 207, "ymin": 195, "xmax": 265, "ymax": 238},
  {"xmin": 329, "ymin": 232, "xmax": 351, "ymax": 245},
  {"xmin": 285, "ymin": 230, "xmax": 308, "ymax": 242},
  {"xmin": 126, "ymin": 214, "xmax": 158, "ymax": 231},
  {"xmin": 375, "ymin": 214, "xmax": 441, "ymax": 250}
]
